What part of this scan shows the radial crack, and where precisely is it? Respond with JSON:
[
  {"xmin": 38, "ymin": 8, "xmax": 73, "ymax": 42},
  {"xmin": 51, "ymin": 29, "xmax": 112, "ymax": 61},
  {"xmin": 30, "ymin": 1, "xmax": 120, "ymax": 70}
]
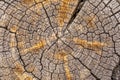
[{"xmin": 67, "ymin": 0, "xmax": 86, "ymax": 26}]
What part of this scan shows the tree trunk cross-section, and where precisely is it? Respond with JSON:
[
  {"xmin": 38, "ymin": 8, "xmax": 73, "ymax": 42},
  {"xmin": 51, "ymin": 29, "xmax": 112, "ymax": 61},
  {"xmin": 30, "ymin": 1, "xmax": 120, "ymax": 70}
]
[{"xmin": 0, "ymin": 0, "xmax": 120, "ymax": 80}]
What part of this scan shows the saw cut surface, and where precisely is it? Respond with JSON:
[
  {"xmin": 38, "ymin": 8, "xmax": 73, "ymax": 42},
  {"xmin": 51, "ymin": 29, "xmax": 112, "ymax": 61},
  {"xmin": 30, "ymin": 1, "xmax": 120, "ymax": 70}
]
[{"xmin": 0, "ymin": 0, "xmax": 120, "ymax": 80}]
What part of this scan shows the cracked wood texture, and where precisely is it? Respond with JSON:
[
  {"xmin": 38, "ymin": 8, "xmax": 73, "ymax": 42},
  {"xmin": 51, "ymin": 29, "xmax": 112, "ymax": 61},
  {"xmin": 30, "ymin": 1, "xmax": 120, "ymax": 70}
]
[{"xmin": 0, "ymin": 0, "xmax": 120, "ymax": 80}]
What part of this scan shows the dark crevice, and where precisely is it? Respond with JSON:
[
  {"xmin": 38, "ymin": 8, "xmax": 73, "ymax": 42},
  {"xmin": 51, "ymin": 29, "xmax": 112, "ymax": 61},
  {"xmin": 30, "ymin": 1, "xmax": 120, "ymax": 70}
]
[
  {"xmin": 63, "ymin": 0, "xmax": 86, "ymax": 34},
  {"xmin": 15, "ymin": 32, "xmax": 41, "ymax": 80},
  {"xmin": 74, "ymin": 57, "xmax": 100, "ymax": 80},
  {"xmin": 41, "ymin": 3, "xmax": 55, "ymax": 33},
  {"xmin": 111, "ymin": 60, "xmax": 120, "ymax": 80},
  {"xmin": 66, "ymin": 0, "xmax": 86, "ymax": 27},
  {"xmin": 0, "ymin": 26, "xmax": 16, "ymax": 34},
  {"xmin": 41, "ymin": 2, "xmax": 60, "ymax": 40},
  {"xmin": 68, "ymin": 52, "xmax": 101, "ymax": 80}
]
